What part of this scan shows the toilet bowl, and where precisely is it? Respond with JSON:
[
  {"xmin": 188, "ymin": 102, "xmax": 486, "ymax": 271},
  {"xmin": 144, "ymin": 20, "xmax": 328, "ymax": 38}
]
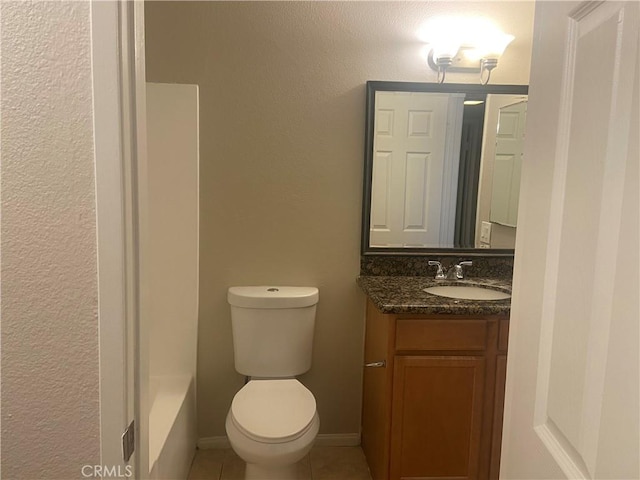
[{"xmin": 226, "ymin": 379, "xmax": 319, "ymax": 480}]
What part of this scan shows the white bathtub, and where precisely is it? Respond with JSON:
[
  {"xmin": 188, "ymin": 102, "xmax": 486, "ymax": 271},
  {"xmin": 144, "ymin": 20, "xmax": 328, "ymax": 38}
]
[{"xmin": 149, "ymin": 375, "xmax": 197, "ymax": 479}]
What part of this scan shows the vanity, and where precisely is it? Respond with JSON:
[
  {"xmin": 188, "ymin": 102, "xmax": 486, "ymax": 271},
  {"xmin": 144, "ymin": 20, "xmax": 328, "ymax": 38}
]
[
  {"xmin": 358, "ymin": 275, "xmax": 511, "ymax": 480},
  {"xmin": 357, "ymin": 81, "xmax": 524, "ymax": 479}
]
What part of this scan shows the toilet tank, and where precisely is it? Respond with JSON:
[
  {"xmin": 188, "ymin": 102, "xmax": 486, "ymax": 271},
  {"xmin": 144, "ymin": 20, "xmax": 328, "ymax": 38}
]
[{"xmin": 227, "ymin": 286, "xmax": 319, "ymax": 377}]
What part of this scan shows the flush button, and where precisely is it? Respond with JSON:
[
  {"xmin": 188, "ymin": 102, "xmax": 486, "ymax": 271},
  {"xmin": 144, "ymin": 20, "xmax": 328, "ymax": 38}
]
[{"xmin": 267, "ymin": 288, "xmax": 279, "ymax": 292}]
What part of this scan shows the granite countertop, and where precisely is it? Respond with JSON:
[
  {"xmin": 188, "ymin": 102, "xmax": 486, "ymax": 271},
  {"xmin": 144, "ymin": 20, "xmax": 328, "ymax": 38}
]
[{"xmin": 357, "ymin": 276, "xmax": 512, "ymax": 316}]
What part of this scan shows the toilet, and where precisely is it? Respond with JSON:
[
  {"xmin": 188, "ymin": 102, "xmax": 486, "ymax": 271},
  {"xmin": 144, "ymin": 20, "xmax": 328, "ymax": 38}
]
[{"xmin": 226, "ymin": 286, "xmax": 320, "ymax": 480}]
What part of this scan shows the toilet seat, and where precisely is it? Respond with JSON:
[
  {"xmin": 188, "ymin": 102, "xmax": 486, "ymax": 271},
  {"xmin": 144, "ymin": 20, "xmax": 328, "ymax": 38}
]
[{"xmin": 230, "ymin": 379, "xmax": 316, "ymax": 444}]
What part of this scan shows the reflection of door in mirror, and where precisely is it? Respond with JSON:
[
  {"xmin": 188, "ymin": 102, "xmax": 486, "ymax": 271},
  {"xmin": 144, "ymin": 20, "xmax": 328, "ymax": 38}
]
[
  {"xmin": 475, "ymin": 94, "xmax": 528, "ymax": 250},
  {"xmin": 490, "ymin": 101, "xmax": 527, "ymax": 228},
  {"xmin": 369, "ymin": 92, "xmax": 464, "ymax": 247}
]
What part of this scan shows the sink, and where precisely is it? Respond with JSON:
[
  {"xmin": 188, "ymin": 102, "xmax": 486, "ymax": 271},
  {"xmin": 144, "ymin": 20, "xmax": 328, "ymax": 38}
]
[{"xmin": 423, "ymin": 285, "xmax": 511, "ymax": 301}]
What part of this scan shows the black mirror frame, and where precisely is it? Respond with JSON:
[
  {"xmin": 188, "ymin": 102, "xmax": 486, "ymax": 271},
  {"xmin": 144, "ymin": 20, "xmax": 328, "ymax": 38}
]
[{"xmin": 362, "ymin": 81, "xmax": 529, "ymax": 256}]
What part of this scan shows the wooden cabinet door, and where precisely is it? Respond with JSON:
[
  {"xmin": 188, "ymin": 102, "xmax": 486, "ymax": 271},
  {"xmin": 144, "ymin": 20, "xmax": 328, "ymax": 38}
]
[
  {"xmin": 362, "ymin": 300, "xmax": 393, "ymax": 480},
  {"xmin": 390, "ymin": 356, "xmax": 486, "ymax": 480}
]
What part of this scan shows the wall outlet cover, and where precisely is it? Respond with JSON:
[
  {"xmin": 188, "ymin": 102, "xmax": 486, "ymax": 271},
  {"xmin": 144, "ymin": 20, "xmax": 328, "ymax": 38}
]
[{"xmin": 481, "ymin": 221, "xmax": 492, "ymax": 244}]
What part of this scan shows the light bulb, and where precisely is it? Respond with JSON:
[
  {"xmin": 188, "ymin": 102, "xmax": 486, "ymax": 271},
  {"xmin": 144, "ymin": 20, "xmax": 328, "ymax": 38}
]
[
  {"xmin": 417, "ymin": 16, "xmax": 463, "ymax": 60},
  {"xmin": 431, "ymin": 39, "xmax": 462, "ymax": 61},
  {"xmin": 478, "ymin": 32, "xmax": 514, "ymax": 59}
]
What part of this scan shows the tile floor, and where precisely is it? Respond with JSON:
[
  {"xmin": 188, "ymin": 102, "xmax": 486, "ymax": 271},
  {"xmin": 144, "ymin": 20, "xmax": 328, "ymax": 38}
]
[{"xmin": 188, "ymin": 446, "xmax": 372, "ymax": 480}]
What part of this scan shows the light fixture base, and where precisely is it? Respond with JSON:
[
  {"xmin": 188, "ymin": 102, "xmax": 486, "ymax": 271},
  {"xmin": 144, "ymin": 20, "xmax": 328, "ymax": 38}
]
[{"xmin": 427, "ymin": 46, "xmax": 482, "ymax": 73}]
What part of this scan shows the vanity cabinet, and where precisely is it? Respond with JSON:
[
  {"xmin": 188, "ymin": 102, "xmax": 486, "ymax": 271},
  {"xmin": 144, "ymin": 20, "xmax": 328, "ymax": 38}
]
[{"xmin": 361, "ymin": 298, "xmax": 509, "ymax": 480}]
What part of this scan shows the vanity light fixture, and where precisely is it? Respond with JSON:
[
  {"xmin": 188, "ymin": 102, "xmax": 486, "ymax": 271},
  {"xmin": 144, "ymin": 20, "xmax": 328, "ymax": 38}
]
[
  {"xmin": 476, "ymin": 31, "xmax": 515, "ymax": 84},
  {"xmin": 418, "ymin": 17, "xmax": 514, "ymax": 84}
]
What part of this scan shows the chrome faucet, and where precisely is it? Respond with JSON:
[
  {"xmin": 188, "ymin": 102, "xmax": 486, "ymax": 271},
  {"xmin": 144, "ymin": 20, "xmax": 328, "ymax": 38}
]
[
  {"xmin": 447, "ymin": 261, "xmax": 473, "ymax": 280},
  {"xmin": 428, "ymin": 261, "xmax": 446, "ymax": 279},
  {"xmin": 428, "ymin": 260, "xmax": 473, "ymax": 280}
]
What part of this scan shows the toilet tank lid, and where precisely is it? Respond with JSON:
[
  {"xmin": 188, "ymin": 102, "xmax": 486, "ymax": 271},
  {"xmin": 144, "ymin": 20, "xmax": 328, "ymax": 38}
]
[{"xmin": 228, "ymin": 286, "xmax": 319, "ymax": 309}]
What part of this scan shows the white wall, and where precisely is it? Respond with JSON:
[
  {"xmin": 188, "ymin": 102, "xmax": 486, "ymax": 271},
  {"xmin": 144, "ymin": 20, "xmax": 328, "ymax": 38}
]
[
  {"xmin": 145, "ymin": 1, "xmax": 534, "ymax": 439},
  {"xmin": 1, "ymin": 2, "xmax": 100, "ymax": 477}
]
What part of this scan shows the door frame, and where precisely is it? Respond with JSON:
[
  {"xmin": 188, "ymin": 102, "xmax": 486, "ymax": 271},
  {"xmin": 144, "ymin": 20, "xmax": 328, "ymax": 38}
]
[{"xmin": 92, "ymin": 1, "xmax": 148, "ymax": 477}]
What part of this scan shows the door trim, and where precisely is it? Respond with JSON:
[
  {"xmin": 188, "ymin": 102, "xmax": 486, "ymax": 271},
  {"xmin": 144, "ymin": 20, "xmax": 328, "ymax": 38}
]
[{"xmin": 92, "ymin": 1, "xmax": 147, "ymax": 476}]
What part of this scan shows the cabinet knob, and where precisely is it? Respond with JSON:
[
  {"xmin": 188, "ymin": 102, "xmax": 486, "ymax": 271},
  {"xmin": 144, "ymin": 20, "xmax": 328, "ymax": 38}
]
[{"xmin": 364, "ymin": 360, "xmax": 386, "ymax": 368}]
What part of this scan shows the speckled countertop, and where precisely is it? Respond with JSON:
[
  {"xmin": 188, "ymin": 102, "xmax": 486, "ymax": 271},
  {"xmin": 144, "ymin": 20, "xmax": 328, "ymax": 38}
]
[{"xmin": 357, "ymin": 276, "xmax": 512, "ymax": 316}]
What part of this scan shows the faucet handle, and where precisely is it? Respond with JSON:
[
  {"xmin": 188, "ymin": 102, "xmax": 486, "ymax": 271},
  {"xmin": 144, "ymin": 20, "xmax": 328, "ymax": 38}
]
[
  {"xmin": 453, "ymin": 261, "xmax": 473, "ymax": 279},
  {"xmin": 428, "ymin": 261, "xmax": 446, "ymax": 279}
]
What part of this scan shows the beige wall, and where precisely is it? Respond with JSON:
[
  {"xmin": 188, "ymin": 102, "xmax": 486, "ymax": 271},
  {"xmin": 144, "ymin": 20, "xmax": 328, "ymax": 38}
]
[
  {"xmin": 145, "ymin": 1, "xmax": 534, "ymax": 438},
  {"xmin": 1, "ymin": 2, "xmax": 100, "ymax": 476}
]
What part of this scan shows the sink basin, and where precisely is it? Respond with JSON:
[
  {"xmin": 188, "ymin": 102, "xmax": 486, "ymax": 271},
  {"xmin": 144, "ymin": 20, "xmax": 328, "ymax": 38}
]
[{"xmin": 423, "ymin": 285, "xmax": 511, "ymax": 301}]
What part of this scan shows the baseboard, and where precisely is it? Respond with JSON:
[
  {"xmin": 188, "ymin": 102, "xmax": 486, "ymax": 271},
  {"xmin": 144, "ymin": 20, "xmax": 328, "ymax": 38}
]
[
  {"xmin": 197, "ymin": 436, "xmax": 230, "ymax": 449},
  {"xmin": 314, "ymin": 433, "xmax": 361, "ymax": 447},
  {"xmin": 197, "ymin": 433, "xmax": 360, "ymax": 450}
]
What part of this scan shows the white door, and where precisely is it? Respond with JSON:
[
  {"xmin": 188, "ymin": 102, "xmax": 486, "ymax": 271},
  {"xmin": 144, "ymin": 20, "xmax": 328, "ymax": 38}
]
[
  {"xmin": 502, "ymin": 2, "xmax": 639, "ymax": 479},
  {"xmin": 490, "ymin": 100, "xmax": 526, "ymax": 227},
  {"xmin": 370, "ymin": 91, "xmax": 463, "ymax": 247}
]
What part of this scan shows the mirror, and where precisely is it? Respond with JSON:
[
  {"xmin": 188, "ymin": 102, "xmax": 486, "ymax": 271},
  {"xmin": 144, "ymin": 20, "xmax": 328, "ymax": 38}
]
[{"xmin": 362, "ymin": 81, "xmax": 528, "ymax": 255}]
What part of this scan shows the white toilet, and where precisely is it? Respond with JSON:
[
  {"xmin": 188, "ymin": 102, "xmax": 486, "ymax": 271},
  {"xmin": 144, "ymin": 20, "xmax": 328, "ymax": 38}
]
[{"xmin": 226, "ymin": 286, "xmax": 320, "ymax": 480}]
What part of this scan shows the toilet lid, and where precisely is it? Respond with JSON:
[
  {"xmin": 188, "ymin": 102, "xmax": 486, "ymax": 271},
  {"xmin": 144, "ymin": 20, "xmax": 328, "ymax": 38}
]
[{"xmin": 231, "ymin": 379, "xmax": 316, "ymax": 443}]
